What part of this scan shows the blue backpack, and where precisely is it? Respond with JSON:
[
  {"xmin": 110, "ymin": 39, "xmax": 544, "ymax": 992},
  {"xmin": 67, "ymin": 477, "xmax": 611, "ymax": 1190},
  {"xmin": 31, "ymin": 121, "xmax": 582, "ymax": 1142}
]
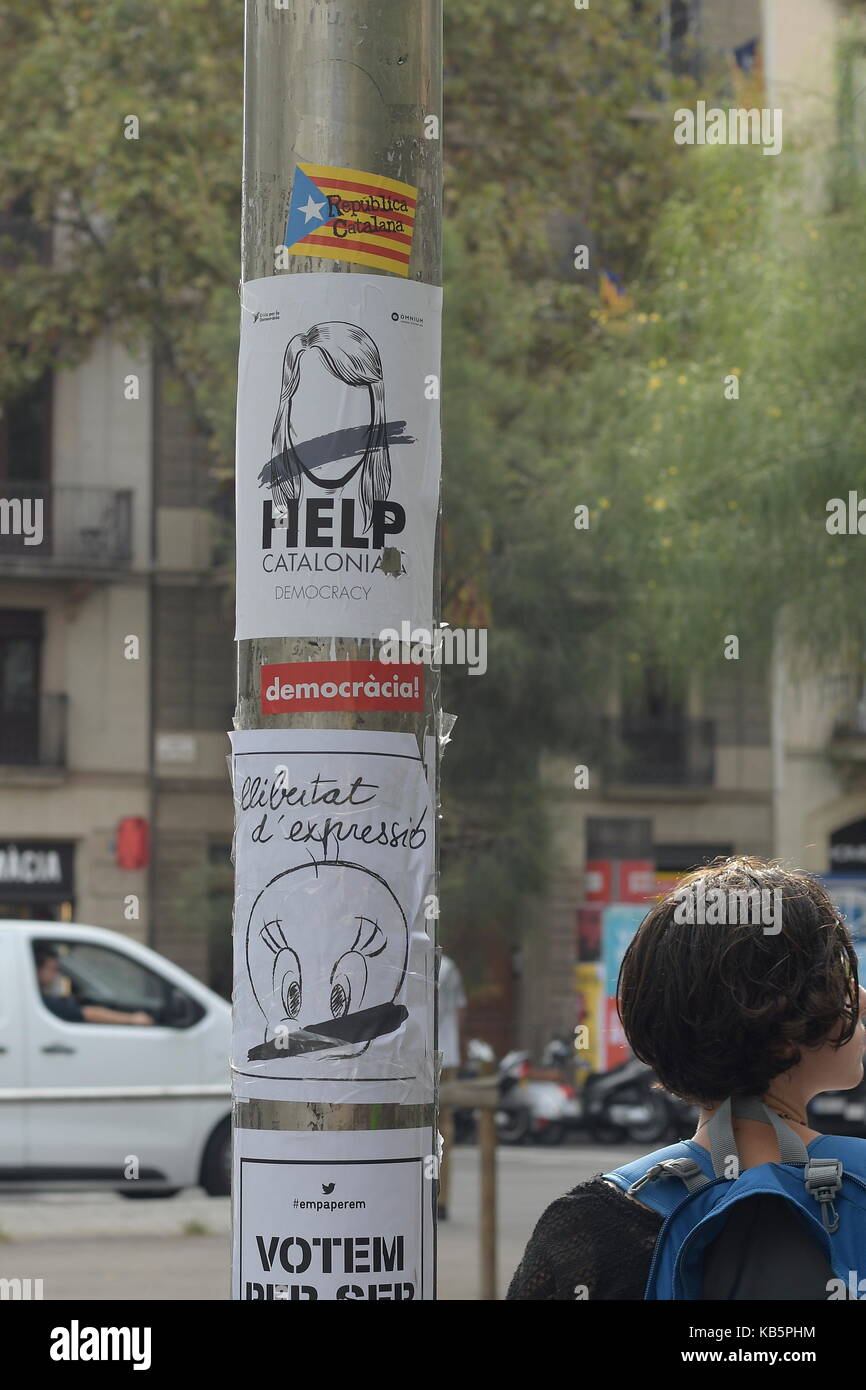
[{"xmin": 603, "ymin": 1096, "xmax": 866, "ymax": 1300}]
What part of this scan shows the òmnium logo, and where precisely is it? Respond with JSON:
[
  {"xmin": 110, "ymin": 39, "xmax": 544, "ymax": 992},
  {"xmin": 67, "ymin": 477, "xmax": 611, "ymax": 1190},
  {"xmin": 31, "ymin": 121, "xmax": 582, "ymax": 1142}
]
[
  {"xmin": 253, "ymin": 310, "xmax": 280, "ymax": 323},
  {"xmin": 391, "ymin": 311, "xmax": 424, "ymax": 326},
  {"xmin": 49, "ymin": 1321, "xmax": 151, "ymax": 1371}
]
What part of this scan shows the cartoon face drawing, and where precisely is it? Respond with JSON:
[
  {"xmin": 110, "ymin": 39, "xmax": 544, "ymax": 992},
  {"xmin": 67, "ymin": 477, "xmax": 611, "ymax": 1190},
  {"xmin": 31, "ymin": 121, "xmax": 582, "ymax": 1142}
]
[
  {"xmin": 259, "ymin": 321, "xmax": 392, "ymax": 526},
  {"xmin": 289, "ymin": 347, "xmax": 372, "ymax": 487},
  {"xmin": 244, "ymin": 860, "xmax": 409, "ymax": 1063}
]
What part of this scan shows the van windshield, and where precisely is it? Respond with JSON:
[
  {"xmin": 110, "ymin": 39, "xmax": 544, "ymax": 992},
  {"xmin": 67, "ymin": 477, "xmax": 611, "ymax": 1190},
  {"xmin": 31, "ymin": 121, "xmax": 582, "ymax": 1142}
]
[{"xmin": 32, "ymin": 938, "xmax": 203, "ymax": 1028}]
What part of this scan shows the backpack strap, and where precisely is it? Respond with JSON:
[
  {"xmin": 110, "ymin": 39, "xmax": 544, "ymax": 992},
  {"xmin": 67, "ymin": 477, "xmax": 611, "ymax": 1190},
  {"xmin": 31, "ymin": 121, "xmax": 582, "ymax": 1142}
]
[
  {"xmin": 603, "ymin": 1142, "xmax": 715, "ymax": 1216},
  {"xmin": 707, "ymin": 1096, "xmax": 846, "ymax": 1233},
  {"xmin": 707, "ymin": 1095, "xmax": 808, "ymax": 1176},
  {"xmin": 803, "ymin": 1157, "xmax": 843, "ymax": 1234},
  {"xmin": 626, "ymin": 1155, "xmax": 710, "ymax": 1197}
]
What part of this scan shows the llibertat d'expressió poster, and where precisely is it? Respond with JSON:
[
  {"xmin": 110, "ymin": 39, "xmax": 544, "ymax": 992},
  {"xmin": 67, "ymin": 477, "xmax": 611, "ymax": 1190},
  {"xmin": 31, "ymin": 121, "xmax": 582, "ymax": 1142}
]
[
  {"xmin": 232, "ymin": 1125, "xmax": 435, "ymax": 1302},
  {"xmin": 229, "ymin": 728, "xmax": 436, "ymax": 1107},
  {"xmin": 235, "ymin": 273, "xmax": 442, "ymax": 640}
]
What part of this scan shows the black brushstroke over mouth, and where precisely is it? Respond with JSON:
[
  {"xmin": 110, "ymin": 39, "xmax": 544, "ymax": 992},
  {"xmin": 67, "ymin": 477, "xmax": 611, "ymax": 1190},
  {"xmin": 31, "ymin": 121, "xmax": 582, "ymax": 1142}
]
[
  {"xmin": 248, "ymin": 1001, "xmax": 408, "ymax": 1060},
  {"xmin": 258, "ymin": 420, "xmax": 413, "ymax": 490}
]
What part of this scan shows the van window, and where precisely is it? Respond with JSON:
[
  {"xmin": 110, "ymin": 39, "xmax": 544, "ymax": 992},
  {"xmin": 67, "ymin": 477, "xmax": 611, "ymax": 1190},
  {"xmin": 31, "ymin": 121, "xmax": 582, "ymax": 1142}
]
[{"xmin": 32, "ymin": 939, "xmax": 204, "ymax": 1028}]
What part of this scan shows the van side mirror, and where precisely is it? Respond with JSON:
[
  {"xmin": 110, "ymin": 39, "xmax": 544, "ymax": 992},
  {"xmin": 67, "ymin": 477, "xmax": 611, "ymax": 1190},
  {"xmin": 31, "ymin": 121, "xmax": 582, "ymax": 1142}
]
[{"xmin": 165, "ymin": 988, "xmax": 198, "ymax": 1028}]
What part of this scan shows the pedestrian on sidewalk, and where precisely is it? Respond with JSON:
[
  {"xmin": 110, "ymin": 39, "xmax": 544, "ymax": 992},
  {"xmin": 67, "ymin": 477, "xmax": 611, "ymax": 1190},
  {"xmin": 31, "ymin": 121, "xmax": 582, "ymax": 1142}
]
[{"xmin": 506, "ymin": 857, "xmax": 866, "ymax": 1299}]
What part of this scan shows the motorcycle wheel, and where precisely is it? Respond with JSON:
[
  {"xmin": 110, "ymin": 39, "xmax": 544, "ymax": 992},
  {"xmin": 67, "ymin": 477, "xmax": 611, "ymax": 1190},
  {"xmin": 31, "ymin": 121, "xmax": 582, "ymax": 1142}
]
[
  {"xmin": 588, "ymin": 1121, "xmax": 626, "ymax": 1145},
  {"xmin": 495, "ymin": 1107, "xmax": 531, "ymax": 1144},
  {"xmin": 624, "ymin": 1094, "xmax": 670, "ymax": 1145},
  {"xmin": 535, "ymin": 1121, "xmax": 565, "ymax": 1146}
]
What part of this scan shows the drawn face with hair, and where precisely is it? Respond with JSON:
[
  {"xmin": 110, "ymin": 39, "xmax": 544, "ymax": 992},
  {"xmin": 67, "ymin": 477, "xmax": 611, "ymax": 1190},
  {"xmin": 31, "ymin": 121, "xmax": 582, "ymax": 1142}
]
[
  {"xmin": 290, "ymin": 349, "xmax": 371, "ymax": 487},
  {"xmin": 262, "ymin": 321, "xmax": 392, "ymax": 533},
  {"xmin": 244, "ymin": 861, "xmax": 409, "ymax": 1063}
]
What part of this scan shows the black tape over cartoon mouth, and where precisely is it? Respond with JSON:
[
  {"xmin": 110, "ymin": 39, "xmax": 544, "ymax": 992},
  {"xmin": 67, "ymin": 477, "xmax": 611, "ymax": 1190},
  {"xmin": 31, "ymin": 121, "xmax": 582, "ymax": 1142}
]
[{"xmin": 248, "ymin": 1001, "xmax": 408, "ymax": 1060}]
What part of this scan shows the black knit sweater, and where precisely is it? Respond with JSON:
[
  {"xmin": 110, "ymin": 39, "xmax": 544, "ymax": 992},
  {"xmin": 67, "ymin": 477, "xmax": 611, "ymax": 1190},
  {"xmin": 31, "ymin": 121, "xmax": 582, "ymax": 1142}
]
[{"xmin": 505, "ymin": 1175, "xmax": 663, "ymax": 1300}]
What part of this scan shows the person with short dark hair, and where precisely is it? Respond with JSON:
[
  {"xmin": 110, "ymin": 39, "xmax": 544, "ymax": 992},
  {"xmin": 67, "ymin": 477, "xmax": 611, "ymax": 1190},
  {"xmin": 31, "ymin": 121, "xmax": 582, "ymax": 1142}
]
[
  {"xmin": 506, "ymin": 857, "xmax": 866, "ymax": 1299},
  {"xmin": 33, "ymin": 943, "xmax": 154, "ymax": 1026}
]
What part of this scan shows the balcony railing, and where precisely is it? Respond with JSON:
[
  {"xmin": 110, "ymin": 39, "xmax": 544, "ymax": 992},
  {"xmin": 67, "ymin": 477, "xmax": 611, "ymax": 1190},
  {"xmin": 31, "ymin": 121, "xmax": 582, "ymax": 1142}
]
[
  {"xmin": 0, "ymin": 483, "xmax": 132, "ymax": 572},
  {"xmin": 831, "ymin": 697, "xmax": 866, "ymax": 745},
  {"xmin": 600, "ymin": 715, "xmax": 716, "ymax": 787},
  {"xmin": 0, "ymin": 694, "xmax": 68, "ymax": 768},
  {"xmin": 834, "ymin": 715, "xmax": 866, "ymax": 739}
]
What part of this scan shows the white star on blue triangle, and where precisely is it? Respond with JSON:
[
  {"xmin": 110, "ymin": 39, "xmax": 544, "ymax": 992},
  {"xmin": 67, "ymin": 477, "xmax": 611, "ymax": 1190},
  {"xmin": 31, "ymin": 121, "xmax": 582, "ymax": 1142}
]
[{"xmin": 285, "ymin": 167, "xmax": 337, "ymax": 248}]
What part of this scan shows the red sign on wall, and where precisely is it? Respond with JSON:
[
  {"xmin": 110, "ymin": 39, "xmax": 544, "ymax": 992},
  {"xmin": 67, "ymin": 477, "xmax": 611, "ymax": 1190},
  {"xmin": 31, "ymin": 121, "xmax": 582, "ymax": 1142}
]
[
  {"xmin": 117, "ymin": 818, "xmax": 149, "ymax": 871},
  {"xmin": 584, "ymin": 860, "xmax": 613, "ymax": 904},
  {"xmin": 619, "ymin": 860, "xmax": 656, "ymax": 903},
  {"xmin": 585, "ymin": 858, "xmax": 655, "ymax": 904}
]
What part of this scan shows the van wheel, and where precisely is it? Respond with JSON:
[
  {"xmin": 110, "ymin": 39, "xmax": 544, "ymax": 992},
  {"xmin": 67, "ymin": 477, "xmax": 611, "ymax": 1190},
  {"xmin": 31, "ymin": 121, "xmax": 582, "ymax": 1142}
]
[{"xmin": 201, "ymin": 1118, "xmax": 231, "ymax": 1197}]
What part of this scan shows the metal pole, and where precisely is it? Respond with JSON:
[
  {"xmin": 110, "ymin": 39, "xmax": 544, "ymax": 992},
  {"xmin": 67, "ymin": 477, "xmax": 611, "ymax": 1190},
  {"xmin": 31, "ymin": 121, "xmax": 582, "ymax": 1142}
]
[
  {"xmin": 479, "ymin": 1105, "xmax": 497, "ymax": 1301},
  {"xmin": 232, "ymin": 0, "xmax": 442, "ymax": 1302}
]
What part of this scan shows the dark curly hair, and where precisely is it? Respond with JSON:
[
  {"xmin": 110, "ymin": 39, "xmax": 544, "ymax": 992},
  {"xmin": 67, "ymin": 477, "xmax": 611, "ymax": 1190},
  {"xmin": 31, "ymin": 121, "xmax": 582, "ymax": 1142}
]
[{"xmin": 617, "ymin": 856, "xmax": 860, "ymax": 1105}]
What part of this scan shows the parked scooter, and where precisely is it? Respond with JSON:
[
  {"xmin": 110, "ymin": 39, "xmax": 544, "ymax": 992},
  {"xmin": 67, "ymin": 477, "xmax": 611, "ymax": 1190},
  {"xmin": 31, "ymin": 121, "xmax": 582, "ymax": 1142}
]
[
  {"xmin": 464, "ymin": 1044, "xmax": 694, "ymax": 1147},
  {"xmin": 495, "ymin": 1049, "xmax": 580, "ymax": 1145},
  {"xmin": 583, "ymin": 1057, "xmax": 696, "ymax": 1145}
]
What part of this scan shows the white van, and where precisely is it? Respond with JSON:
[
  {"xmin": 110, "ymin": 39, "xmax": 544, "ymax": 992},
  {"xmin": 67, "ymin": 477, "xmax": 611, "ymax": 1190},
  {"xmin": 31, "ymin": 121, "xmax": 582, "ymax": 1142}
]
[{"xmin": 0, "ymin": 920, "xmax": 231, "ymax": 1196}]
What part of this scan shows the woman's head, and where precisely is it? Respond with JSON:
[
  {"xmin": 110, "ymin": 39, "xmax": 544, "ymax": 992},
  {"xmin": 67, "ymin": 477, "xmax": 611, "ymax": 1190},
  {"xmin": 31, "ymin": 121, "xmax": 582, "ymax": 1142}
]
[{"xmin": 618, "ymin": 856, "xmax": 865, "ymax": 1106}]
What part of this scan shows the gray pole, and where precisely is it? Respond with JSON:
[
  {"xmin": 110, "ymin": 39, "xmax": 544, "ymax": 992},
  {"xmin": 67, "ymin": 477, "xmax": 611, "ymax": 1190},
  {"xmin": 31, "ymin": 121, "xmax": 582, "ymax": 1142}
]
[{"xmin": 233, "ymin": 0, "xmax": 442, "ymax": 1300}]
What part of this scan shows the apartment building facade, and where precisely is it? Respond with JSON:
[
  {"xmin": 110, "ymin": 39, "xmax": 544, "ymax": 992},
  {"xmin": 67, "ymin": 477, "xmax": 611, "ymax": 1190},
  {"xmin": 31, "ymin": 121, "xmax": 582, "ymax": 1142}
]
[{"xmin": 0, "ymin": 316, "xmax": 235, "ymax": 992}]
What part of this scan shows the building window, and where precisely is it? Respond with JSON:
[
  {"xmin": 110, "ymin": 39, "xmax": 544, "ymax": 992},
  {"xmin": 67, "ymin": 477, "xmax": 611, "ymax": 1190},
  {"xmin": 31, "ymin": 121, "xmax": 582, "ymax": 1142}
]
[
  {"xmin": 0, "ymin": 373, "xmax": 52, "ymax": 482},
  {"xmin": 655, "ymin": 843, "xmax": 735, "ymax": 874},
  {"xmin": 0, "ymin": 609, "xmax": 42, "ymax": 764},
  {"xmin": 598, "ymin": 667, "xmax": 715, "ymax": 786},
  {"xmin": 631, "ymin": 0, "xmax": 702, "ymax": 81}
]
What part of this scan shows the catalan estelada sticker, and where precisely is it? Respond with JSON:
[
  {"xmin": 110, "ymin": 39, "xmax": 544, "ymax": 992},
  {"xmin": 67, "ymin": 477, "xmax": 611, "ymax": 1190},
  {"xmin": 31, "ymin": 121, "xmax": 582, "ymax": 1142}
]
[{"xmin": 284, "ymin": 162, "xmax": 417, "ymax": 276}]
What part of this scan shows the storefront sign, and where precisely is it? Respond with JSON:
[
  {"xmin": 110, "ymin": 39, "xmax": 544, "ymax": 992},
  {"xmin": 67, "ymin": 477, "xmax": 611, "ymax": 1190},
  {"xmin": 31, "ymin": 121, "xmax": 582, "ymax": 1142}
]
[{"xmin": 0, "ymin": 841, "xmax": 74, "ymax": 899}]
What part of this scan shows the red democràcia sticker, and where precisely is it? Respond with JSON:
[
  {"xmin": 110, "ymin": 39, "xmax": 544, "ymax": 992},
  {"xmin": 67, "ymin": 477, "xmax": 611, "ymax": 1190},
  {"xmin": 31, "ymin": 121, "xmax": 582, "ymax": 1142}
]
[{"xmin": 261, "ymin": 661, "xmax": 424, "ymax": 714}]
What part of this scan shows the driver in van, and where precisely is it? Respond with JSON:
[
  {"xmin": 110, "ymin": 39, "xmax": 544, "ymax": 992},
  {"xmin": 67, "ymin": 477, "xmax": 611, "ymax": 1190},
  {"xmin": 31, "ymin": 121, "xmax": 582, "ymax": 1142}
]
[{"xmin": 34, "ymin": 943, "xmax": 154, "ymax": 1026}]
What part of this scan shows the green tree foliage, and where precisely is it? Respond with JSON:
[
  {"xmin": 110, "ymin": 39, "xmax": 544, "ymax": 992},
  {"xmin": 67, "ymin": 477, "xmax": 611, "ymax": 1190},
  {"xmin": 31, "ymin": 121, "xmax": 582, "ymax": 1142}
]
[
  {"xmin": 0, "ymin": 0, "xmax": 242, "ymax": 441},
  {"xmin": 439, "ymin": 1, "xmax": 693, "ymax": 959},
  {"xmin": 573, "ymin": 139, "xmax": 866, "ymax": 686},
  {"xmin": 444, "ymin": 0, "xmax": 690, "ymax": 269}
]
